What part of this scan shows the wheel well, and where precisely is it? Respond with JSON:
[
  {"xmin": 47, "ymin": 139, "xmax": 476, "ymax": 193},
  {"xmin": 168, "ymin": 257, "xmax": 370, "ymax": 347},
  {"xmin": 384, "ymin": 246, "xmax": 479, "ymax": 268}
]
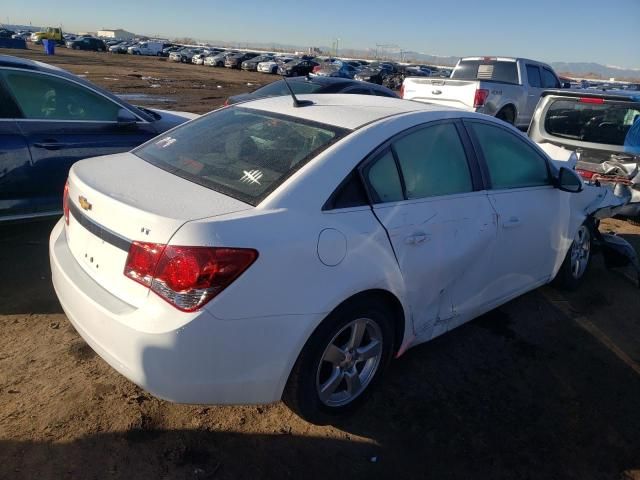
[
  {"xmin": 497, "ymin": 104, "xmax": 517, "ymax": 122},
  {"xmin": 333, "ymin": 289, "xmax": 406, "ymax": 354}
]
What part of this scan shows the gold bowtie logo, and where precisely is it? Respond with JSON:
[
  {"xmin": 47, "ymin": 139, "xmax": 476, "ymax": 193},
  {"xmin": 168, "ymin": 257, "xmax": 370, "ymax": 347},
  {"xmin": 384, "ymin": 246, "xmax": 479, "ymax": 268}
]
[{"xmin": 78, "ymin": 196, "xmax": 92, "ymax": 211}]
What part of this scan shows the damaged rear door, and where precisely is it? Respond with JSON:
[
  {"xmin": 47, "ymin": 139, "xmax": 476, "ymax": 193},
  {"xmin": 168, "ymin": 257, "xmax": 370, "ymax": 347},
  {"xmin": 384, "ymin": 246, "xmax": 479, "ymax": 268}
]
[{"xmin": 362, "ymin": 120, "xmax": 496, "ymax": 340}]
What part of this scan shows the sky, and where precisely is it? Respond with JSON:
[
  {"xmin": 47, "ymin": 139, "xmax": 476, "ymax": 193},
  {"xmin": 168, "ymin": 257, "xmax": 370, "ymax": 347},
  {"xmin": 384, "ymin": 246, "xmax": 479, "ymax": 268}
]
[{"xmin": 2, "ymin": 0, "xmax": 639, "ymax": 69}]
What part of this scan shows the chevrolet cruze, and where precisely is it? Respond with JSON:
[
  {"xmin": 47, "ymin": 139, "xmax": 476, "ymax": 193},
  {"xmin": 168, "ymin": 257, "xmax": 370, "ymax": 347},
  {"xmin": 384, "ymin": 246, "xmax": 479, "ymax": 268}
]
[{"xmin": 50, "ymin": 94, "xmax": 614, "ymax": 423}]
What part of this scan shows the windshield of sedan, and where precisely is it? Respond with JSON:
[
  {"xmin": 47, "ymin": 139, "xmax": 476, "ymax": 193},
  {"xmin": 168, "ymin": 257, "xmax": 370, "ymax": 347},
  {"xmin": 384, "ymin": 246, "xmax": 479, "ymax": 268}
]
[
  {"xmin": 134, "ymin": 107, "xmax": 347, "ymax": 205},
  {"xmin": 544, "ymin": 98, "xmax": 640, "ymax": 152}
]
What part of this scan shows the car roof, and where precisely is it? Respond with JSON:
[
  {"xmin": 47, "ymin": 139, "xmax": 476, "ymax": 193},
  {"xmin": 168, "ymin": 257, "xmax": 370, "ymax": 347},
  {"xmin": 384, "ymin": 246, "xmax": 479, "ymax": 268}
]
[
  {"xmin": 0, "ymin": 54, "xmax": 66, "ymax": 73},
  {"xmin": 237, "ymin": 94, "xmax": 454, "ymax": 129},
  {"xmin": 541, "ymin": 88, "xmax": 640, "ymax": 102}
]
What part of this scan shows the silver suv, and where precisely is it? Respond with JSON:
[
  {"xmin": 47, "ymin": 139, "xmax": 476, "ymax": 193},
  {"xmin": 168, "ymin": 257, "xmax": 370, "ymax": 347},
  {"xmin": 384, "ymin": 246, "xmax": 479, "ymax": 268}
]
[{"xmin": 529, "ymin": 89, "xmax": 640, "ymax": 223}]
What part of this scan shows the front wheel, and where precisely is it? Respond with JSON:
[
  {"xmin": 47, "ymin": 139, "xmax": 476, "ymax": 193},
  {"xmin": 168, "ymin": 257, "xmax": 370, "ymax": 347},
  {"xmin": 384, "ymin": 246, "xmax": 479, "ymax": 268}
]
[
  {"xmin": 553, "ymin": 223, "xmax": 592, "ymax": 290},
  {"xmin": 283, "ymin": 297, "xmax": 395, "ymax": 424}
]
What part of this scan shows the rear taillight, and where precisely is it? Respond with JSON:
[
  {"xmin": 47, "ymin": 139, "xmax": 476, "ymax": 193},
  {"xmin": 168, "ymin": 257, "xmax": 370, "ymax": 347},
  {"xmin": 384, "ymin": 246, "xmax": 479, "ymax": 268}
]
[
  {"xmin": 400, "ymin": 84, "xmax": 405, "ymax": 98},
  {"xmin": 223, "ymin": 98, "xmax": 229, "ymax": 106},
  {"xmin": 473, "ymin": 88, "xmax": 490, "ymax": 108},
  {"xmin": 63, "ymin": 180, "xmax": 70, "ymax": 225},
  {"xmin": 312, "ymin": 65, "xmax": 321, "ymax": 73},
  {"xmin": 124, "ymin": 242, "xmax": 258, "ymax": 312}
]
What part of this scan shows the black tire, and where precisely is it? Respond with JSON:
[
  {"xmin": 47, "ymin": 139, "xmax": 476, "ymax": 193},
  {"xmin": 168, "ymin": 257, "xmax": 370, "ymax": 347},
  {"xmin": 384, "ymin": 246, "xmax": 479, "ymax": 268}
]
[
  {"xmin": 283, "ymin": 296, "xmax": 396, "ymax": 424},
  {"xmin": 496, "ymin": 106, "xmax": 516, "ymax": 125},
  {"xmin": 553, "ymin": 222, "xmax": 592, "ymax": 290}
]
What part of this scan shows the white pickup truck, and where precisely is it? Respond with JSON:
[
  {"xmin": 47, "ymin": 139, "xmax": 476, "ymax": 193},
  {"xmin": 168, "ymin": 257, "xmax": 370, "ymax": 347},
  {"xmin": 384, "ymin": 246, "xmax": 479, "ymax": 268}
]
[{"xmin": 401, "ymin": 56, "xmax": 564, "ymax": 129}]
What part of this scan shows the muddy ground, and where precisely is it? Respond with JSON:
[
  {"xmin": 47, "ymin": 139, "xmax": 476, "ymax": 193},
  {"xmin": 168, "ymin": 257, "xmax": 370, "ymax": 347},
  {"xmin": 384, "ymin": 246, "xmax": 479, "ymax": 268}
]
[
  {"xmin": 1, "ymin": 46, "xmax": 640, "ymax": 480},
  {"xmin": 1, "ymin": 44, "xmax": 272, "ymax": 114}
]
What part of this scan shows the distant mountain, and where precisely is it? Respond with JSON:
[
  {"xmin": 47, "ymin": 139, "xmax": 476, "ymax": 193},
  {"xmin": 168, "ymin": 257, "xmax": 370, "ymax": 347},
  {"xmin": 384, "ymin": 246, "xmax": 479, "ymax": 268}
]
[{"xmin": 550, "ymin": 62, "xmax": 640, "ymax": 81}]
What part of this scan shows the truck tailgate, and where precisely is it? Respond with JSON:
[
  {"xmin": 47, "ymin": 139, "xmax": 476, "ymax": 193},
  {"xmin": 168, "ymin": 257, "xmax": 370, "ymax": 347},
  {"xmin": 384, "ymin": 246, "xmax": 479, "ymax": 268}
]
[{"xmin": 402, "ymin": 78, "xmax": 479, "ymax": 110}]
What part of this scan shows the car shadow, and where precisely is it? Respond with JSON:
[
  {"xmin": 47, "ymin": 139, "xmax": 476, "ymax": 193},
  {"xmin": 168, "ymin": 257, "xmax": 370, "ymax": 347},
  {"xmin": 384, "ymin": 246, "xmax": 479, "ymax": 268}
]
[
  {"xmin": 0, "ymin": 429, "xmax": 378, "ymax": 480},
  {"xmin": 0, "ymin": 218, "xmax": 63, "ymax": 315},
  {"xmin": 135, "ymin": 289, "xmax": 640, "ymax": 479}
]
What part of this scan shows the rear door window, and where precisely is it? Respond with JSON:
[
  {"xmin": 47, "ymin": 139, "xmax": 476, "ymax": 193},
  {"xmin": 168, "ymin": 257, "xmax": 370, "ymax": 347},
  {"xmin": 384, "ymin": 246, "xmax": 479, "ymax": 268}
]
[
  {"xmin": 541, "ymin": 68, "xmax": 560, "ymax": 88},
  {"xmin": 135, "ymin": 107, "xmax": 347, "ymax": 205},
  {"xmin": 363, "ymin": 150, "xmax": 404, "ymax": 203},
  {"xmin": 526, "ymin": 65, "xmax": 542, "ymax": 87},
  {"xmin": 393, "ymin": 123, "xmax": 473, "ymax": 199},
  {"xmin": 0, "ymin": 79, "xmax": 22, "ymax": 118},
  {"xmin": 1, "ymin": 70, "xmax": 121, "ymax": 121},
  {"xmin": 467, "ymin": 122, "xmax": 550, "ymax": 189}
]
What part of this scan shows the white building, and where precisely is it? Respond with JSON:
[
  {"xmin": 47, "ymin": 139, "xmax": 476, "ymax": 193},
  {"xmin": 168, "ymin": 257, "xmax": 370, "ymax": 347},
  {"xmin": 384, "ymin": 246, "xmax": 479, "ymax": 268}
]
[{"xmin": 97, "ymin": 29, "xmax": 135, "ymax": 40}]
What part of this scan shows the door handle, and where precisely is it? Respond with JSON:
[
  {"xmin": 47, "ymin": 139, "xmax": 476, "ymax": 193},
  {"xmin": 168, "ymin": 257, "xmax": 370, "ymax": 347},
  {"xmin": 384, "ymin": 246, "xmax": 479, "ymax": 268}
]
[
  {"xmin": 33, "ymin": 141, "xmax": 66, "ymax": 150},
  {"xmin": 502, "ymin": 216, "xmax": 521, "ymax": 229},
  {"xmin": 405, "ymin": 232, "xmax": 429, "ymax": 245}
]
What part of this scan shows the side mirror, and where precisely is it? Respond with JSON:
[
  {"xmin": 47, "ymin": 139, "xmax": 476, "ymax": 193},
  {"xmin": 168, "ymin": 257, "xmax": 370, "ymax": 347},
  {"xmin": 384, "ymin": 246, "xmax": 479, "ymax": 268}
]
[
  {"xmin": 562, "ymin": 82, "xmax": 572, "ymax": 88},
  {"xmin": 116, "ymin": 108, "xmax": 137, "ymax": 127},
  {"xmin": 556, "ymin": 167, "xmax": 583, "ymax": 193}
]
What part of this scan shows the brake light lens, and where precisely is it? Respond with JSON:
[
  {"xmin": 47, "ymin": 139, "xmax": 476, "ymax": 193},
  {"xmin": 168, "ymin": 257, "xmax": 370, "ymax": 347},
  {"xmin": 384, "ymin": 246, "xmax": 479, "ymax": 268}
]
[
  {"xmin": 473, "ymin": 88, "xmax": 489, "ymax": 108},
  {"xmin": 63, "ymin": 180, "xmax": 70, "ymax": 225},
  {"xmin": 124, "ymin": 242, "xmax": 258, "ymax": 312},
  {"xmin": 579, "ymin": 97, "xmax": 604, "ymax": 104},
  {"xmin": 400, "ymin": 84, "xmax": 405, "ymax": 98}
]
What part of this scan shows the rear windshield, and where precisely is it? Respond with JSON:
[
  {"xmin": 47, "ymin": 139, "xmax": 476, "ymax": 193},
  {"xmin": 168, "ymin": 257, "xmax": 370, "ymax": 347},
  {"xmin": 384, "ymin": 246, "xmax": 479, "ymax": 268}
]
[
  {"xmin": 253, "ymin": 80, "xmax": 325, "ymax": 97},
  {"xmin": 134, "ymin": 107, "xmax": 347, "ymax": 205},
  {"xmin": 451, "ymin": 60, "xmax": 519, "ymax": 84},
  {"xmin": 544, "ymin": 98, "xmax": 640, "ymax": 152}
]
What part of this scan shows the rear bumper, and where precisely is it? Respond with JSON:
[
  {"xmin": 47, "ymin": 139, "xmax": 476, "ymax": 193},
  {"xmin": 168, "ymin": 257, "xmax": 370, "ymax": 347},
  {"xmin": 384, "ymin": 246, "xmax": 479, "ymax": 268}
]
[{"xmin": 50, "ymin": 218, "xmax": 319, "ymax": 405}]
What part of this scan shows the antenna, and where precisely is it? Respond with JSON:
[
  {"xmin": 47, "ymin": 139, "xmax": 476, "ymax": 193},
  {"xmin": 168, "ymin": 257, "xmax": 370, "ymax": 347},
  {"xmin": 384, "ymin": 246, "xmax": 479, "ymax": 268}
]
[{"xmin": 281, "ymin": 77, "xmax": 313, "ymax": 108}]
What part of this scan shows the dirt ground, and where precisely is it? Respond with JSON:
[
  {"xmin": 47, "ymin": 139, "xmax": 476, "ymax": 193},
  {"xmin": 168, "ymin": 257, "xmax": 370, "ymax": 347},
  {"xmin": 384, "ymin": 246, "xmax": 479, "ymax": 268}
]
[
  {"xmin": 1, "ymin": 46, "xmax": 640, "ymax": 480},
  {"xmin": 1, "ymin": 44, "xmax": 273, "ymax": 114}
]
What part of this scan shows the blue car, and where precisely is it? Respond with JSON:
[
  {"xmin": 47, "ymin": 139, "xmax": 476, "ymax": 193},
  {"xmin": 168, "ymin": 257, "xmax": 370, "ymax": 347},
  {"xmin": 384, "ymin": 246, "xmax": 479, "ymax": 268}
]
[{"xmin": 0, "ymin": 55, "xmax": 197, "ymax": 221}]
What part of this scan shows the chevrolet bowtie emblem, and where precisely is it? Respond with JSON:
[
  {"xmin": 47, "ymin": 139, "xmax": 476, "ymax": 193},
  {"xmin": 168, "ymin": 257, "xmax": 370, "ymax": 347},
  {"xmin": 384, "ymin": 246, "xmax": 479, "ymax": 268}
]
[{"xmin": 78, "ymin": 196, "xmax": 92, "ymax": 211}]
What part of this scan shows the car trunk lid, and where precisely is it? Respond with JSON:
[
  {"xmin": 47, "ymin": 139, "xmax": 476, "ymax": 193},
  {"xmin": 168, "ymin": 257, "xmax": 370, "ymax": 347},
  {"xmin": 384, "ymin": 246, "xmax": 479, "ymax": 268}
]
[{"xmin": 65, "ymin": 152, "xmax": 251, "ymax": 307}]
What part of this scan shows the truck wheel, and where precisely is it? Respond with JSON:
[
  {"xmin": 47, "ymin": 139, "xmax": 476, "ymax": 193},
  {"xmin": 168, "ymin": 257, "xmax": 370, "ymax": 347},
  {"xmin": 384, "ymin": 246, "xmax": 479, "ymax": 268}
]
[{"xmin": 496, "ymin": 106, "xmax": 516, "ymax": 125}]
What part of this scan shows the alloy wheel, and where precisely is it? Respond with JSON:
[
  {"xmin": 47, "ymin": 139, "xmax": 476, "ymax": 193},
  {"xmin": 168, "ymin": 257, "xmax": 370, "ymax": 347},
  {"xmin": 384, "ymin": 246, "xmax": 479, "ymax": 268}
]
[
  {"xmin": 315, "ymin": 318, "xmax": 383, "ymax": 407},
  {"xmin": 570, "ymin": 225, "xmax": 591, "ymax": 279}
]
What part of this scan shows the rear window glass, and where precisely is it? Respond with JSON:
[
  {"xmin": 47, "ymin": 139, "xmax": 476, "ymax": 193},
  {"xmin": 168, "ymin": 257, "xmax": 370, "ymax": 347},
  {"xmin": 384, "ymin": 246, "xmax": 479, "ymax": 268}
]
[
  {"xmin": 451, "ymin": 60, "xmax": 519, "ymax": 84},
  {"xmin": 253, "ymin": 81, "xmax": 325, "ymax": 97},
  {"xmin": 134, "ymin": 107, "xmax": 347, "ymax": 205},
  {"xmin": 544, "ymin": 99, "xmax": 640, "ymax": 152}
]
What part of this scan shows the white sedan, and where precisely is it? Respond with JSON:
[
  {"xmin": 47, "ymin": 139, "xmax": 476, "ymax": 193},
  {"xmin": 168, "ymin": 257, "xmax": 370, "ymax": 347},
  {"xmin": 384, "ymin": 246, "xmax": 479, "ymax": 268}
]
[
  {"xmin": 49, "ymin": 94, "xmax": 623, "ymax": 423},
  {"xmin": 258, "ymin": 58, "xmax": 293, "ymax": 74}
]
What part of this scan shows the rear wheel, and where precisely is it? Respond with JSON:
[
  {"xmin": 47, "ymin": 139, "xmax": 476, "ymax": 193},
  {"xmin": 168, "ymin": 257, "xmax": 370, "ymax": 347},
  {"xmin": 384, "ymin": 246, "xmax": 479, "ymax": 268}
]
[
  {"xmin": 553, "ymin": 223, "xmax": 592, "ymax": 290},
  {"xmin": 496, "ymin": 106, "xmax": 516, "ymax": 125},
  {"xmin": 283, "ymin": 297, "xmax": 395, "ymax": 424}
]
